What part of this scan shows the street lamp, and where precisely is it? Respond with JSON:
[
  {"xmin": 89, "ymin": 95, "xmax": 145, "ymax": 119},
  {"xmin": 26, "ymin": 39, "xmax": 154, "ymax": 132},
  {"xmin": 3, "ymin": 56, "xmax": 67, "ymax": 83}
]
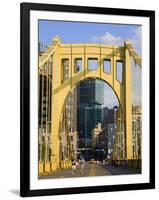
[
  {"xmin": 114, "ymin": 106, "xmax": 118, "ymax": 126},
  {"xmin": 38, "ymin": 42, "xmax": 48, "ymax": 53}
]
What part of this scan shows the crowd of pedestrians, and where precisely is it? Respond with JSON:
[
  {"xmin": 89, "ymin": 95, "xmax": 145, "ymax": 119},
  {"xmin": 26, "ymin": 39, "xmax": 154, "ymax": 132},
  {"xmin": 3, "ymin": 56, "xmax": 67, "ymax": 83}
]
[{"xmin": 72, "ymin": 155, "xmax": 86, "ymax": 175}]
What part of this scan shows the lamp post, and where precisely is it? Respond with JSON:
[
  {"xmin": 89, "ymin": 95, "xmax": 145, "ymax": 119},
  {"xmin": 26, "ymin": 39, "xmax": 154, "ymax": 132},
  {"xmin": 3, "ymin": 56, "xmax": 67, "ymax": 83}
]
[
  {"xmin": 38, "ymin": 42, "xmax": 48, "ymax": 54},
  {"xmin": 113, "ymin": 106, "xmax": 118, "ymax": 161}
]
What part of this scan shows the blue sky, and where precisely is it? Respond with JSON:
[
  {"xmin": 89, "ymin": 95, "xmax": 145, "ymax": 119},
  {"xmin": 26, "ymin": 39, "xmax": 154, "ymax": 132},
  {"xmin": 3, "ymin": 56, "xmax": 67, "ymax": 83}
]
[
  {"xmin": 39, "ymin": 20, "xmax": 141, "ymax": 107},
  {"xmin": 39, "ymin": 20, "xmax": 141, "ymax": 54}
]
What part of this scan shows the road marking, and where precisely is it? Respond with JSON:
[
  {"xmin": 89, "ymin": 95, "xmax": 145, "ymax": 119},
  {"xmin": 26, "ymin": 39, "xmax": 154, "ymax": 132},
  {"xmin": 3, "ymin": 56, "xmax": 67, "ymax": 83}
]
[
  {"xmin": 90, "ymin": 164, "xmax": 95, "ymax": 176},
  {"xmin": 92, "ymin": 165, "xmax": 95, "ymax": 176},
  {"xmin": 90, "ymin": 165, "xmax": 92, "ymax": 176}
]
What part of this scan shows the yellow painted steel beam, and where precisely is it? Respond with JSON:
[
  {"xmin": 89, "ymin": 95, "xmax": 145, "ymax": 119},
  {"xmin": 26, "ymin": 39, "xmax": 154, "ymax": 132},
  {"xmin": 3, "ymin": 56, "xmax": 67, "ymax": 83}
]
[{"xmin": 125, "ymin": 41, "xmax": 141, "ymax": 67}]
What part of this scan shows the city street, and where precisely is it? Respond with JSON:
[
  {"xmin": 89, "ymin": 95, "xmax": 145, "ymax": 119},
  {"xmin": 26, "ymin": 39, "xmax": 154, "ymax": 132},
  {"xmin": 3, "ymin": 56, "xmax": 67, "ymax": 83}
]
[{"xmin": 39, "ymin": 163, "xmax": 141, "ymax": 179}]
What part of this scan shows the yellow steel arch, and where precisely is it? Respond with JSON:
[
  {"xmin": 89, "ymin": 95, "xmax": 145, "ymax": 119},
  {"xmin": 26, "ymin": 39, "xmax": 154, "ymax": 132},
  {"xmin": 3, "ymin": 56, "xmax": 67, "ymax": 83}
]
[
  {"xmin": 61, "ymin": 77, "xmax": 123, "ymax": 115},
  {"xmin": 39, "ymin": 37, "xmax": 141, "ymax": 172}
]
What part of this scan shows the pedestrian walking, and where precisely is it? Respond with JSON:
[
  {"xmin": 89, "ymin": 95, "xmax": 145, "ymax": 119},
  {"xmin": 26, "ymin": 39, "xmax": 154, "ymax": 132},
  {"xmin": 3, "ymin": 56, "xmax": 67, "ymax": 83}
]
[
  {"xmin": 80, "ymin": 156, "xmax": 85, "ymax": 174},
  {"xmin": 72, "ymin": 159, "xmax": 77, "ymax": 175}
]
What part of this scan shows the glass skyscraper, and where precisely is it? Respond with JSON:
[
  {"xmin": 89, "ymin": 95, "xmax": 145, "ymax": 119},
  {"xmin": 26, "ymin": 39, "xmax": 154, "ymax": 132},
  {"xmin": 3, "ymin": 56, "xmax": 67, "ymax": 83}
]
[
  {"xmin": 77, "ymin": 79, "xmax": 104, "ymax": 148},
  {"xmin": 77, "ymin": 79, "xmax": 104, "ymax": 106}
]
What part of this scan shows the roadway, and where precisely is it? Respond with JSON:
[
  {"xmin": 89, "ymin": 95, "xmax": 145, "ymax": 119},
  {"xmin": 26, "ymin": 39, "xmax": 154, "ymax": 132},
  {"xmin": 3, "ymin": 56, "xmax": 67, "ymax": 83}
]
[{"xmin": 39, "ymin": 163, "xmax": 141, "ymax": 179}]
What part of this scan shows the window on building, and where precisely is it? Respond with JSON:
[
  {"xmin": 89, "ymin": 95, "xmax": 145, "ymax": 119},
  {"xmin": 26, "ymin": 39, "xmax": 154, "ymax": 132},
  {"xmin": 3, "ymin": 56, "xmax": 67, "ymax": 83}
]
[
  {"xmin": 104, "ymin": 59, "xmax": 111, "ymax": 73},
  {"xmin": 88, "ymin": 58, "xmax": 98, "ymax": 71},
  {"xmin": 74, "ymin": 58, "xmax": 82, "ymax": 73},
  {"xmin": 62, "ymin": 59, "xmax": 69, "ymax": 82},
  {"xmin": 68, "ymin": 120, "xmax": 71, "ymax": 125},
  {"xmin": 116, "ymin": 61, "xmax": 123, "ymax": 83},
  {"xmin": 67, "ymin": 112, "xmax": 70, "ymax": 118},
  {"xmin": 70, "ymin": 136, "xmax": 73, "ymax": 141}
]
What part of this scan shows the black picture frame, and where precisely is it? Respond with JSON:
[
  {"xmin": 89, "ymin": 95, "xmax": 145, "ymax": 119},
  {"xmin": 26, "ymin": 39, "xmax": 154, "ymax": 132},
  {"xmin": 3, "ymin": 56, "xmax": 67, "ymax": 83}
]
[{"xmin": 20, "ymin": 2, "xmax": 155, "ymax": 197}]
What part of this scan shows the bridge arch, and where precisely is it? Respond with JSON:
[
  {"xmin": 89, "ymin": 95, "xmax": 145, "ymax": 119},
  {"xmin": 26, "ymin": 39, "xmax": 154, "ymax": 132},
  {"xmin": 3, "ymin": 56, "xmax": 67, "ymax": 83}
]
[
  {"xmin": 39, "ymin": 37, "xmax": 141, "ymax": 171},
  {"xmin": 60, "ymin": 77, "xmax": 123, "ymax": 124},
  {"xmin": 58, "ymin": 78, "xmax": 124, "ymax": 165}
]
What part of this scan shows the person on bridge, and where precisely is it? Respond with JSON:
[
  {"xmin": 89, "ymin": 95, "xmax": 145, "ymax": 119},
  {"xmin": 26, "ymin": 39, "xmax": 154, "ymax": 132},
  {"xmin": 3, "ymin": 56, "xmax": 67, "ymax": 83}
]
[
  {"xmin": 80, "ymin": 156, "xmax": 85, "ymax": 174},
  {"xmin": 72, "ymin": 159, "xmax": 77, "ymax": 175}
]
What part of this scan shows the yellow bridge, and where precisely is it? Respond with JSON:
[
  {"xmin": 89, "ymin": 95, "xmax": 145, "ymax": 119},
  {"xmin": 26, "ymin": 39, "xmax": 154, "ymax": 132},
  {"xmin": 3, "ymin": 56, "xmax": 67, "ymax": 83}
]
[{"xmin": 38, "ymin": 37, "xmax": 141, "ymax": 174}]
